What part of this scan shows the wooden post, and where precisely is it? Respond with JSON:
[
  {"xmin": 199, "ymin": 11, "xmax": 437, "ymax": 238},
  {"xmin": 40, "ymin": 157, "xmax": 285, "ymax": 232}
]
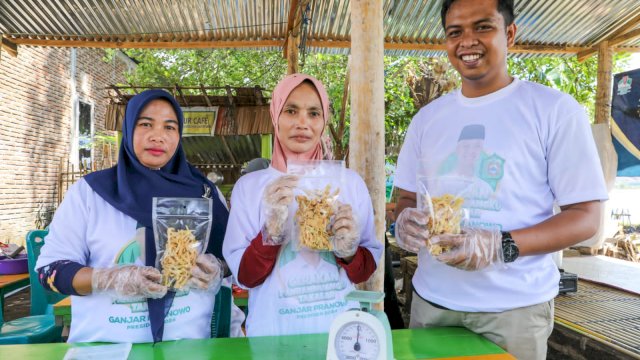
[
  {"xmin": 595, "ymin": 41, "xmax": 613, "ymax": 125},
  {"xmin": 286, "ymin": 34, "xmax": 299, "ymax": 75},
  {"xmin": 349, "ymin": 0, "xmax": 385, "ymax": 296}
]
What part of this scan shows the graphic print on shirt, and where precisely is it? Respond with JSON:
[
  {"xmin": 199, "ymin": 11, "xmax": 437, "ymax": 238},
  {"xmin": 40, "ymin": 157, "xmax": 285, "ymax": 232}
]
[
  {"xmin": 111, "ymin": 225, "xmax": 190, "ymax": 331},
  {"xmin": 436, "ymin": 124, "xmax": 505, "ymax": 229},
  {"xmin": 273, "ymin": 242, "xmax": 350, "ymax": 320}
]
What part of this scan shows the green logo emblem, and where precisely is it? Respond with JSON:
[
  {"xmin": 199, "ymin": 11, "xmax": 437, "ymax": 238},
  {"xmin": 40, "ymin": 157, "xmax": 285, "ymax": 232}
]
[{"xmin": 479, "ymin": 153, "xmax": 504, "ymax": 191}]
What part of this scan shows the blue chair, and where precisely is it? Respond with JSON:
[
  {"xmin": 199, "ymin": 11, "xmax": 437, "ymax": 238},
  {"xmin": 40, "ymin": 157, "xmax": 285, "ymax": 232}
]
[
  {"xmin": 0, "ymin": 229, "xmax": 66, "ymax": 344},
  {"xmin": 210, "ymin": 285, "xmax": 232, "ymax": 338}
]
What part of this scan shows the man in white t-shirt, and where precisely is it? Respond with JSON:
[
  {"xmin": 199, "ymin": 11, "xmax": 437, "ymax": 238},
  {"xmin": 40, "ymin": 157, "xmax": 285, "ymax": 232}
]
[{"xmin": 393, "ymin": 0, "xmax": 607, "ymax": 359}]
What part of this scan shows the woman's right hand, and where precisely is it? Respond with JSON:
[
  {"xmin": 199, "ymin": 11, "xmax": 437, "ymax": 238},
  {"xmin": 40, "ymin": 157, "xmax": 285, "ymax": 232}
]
[
  {"xmin": 262, "ymin": 175, "xmax": 299, "ymax": 244},
  {"xmin": 92, "ymin": 265, "xmax": 167, "ymax": 299}
]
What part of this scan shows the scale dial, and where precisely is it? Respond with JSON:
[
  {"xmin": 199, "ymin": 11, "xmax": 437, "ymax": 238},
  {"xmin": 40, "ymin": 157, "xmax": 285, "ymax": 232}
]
[{"xmin": 334, "ymin": 321, "xmax": 380, "ymax": 360}]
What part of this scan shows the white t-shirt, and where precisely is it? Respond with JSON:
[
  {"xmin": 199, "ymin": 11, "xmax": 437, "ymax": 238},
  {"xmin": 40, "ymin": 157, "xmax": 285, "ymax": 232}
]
[
  {"xmin": 223, "ymin": 166, "xmax": 383, "ymax": 336},
  {"xmin": 394, "ymin": 78, "xmax": 607, "ymax": 312},
  {"xmin": 36, "ymin": 179, "xmax": 220, "ymax": 343}
]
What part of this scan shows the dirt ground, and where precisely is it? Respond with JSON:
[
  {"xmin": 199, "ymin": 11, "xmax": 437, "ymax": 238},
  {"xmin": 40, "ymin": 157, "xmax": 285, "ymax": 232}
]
[{"xmin": 3, "ymin": 287, "xmax": 30, "ymax": 321}]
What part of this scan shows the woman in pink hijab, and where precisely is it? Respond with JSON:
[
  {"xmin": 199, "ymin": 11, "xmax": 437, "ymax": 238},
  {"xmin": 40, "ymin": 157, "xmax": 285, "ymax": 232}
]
[{"xmin": 222, "ymin": 74, "xmax": 382, "ymax": 337}]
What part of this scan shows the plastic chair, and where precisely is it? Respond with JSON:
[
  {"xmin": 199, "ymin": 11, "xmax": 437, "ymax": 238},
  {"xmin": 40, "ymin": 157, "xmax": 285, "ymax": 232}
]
[
  {"xmin": 210, "ymin": 285, "xmax": 232, "ymax": 338},
  {"xmin": 0, "ymin": 229, "xmax": 66, "ymax": 344}
]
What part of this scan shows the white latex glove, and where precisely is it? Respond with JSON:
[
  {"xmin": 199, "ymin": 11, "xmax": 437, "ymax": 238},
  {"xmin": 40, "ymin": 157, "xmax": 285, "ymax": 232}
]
[
  {"xmin": 395, "ymin": 207, "xmax": 430, "ymax": 253},
  {"xmin": 92, "ymin": 265, "xmax": 167, "ymax": 299},
  {"xmin": 186, "ymin": 253, "xmax": 223, "ymax": 293},
  {"xmin": 431, "ymin": 227, "xmax": 503, "ymax": 271},
  {"xmin": 331, "ymin": 202, "xmax": 359, "ymax": 259},
  {"xmin": 262, "ymin": 175, "xmax": 299, "ymax": 245}
]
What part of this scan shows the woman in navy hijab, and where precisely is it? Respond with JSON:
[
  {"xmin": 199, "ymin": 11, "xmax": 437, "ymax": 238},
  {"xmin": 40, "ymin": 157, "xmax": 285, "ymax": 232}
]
[{"xmin": 36, "ymin": 90, "xmax": 229, "ymax": 343}]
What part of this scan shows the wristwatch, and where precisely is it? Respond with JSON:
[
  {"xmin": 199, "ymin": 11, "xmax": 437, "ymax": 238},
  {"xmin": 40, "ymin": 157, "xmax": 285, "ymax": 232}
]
[{"xmin": 501, "ymin": 231, "xmax": 519, "ymax": 263}]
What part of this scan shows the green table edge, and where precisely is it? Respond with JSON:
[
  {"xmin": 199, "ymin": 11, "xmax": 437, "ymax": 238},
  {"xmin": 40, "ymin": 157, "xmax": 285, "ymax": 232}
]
[{"xmin": 0, "ymin": 327, "xmax": 507, "ymax": 359}]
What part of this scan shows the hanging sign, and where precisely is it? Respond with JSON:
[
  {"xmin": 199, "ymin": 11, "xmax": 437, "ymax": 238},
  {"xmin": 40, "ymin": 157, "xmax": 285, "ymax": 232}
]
[
  {"xmin": 182, "ymin": 106, "xmax": 219, "ymax": 136},
  {"xmin": 611, "ymin": 69, "xmax": 640, "ymax": 176}
]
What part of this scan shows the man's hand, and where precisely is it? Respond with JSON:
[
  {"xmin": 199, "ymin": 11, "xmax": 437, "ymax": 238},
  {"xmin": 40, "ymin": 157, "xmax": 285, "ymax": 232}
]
[
  {"xmin": 395, "ymin": 207, "xmax": 430, "ymax": 253},
  {"xmin": 431, "ymin": 227, "xmax": 503, "ymax": 271}
]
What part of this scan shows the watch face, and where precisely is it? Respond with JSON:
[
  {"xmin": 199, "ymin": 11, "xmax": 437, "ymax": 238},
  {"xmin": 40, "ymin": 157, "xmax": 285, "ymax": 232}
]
[
  {"xmin": 503, "ymin": 241, "xmax": 519, "ymax": 262},
  {"xmin": 334, "ymin": 322, "xmax": 380, "ymax": 360}
]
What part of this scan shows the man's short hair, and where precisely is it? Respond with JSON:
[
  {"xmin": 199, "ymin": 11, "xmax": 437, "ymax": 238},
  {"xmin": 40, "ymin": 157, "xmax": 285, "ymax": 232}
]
[{"xmin": 441, "ymin": 0, "xmax": 515, "ymax": 29}]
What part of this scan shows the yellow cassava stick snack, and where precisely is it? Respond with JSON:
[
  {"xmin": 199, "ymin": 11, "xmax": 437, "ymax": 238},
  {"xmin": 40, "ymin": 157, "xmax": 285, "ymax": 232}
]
[
  {"xmin": 161, "ymin": 227, "xmax": 198, "ymax": 288},
  {"xmin": 295, "ymin": 185, "xmax": 339, "ymax": 250},
  {"xmin": 427, "ymin": 194, "xmax": 464, "ymax": 255}
]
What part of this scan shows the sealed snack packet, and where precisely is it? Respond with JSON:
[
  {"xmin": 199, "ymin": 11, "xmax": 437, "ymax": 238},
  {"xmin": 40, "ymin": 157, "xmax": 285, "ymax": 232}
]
[
  {"xmin": 287, "ymin": 160, "xmax": 345, "ymax": 252},
  {"xmin": 416, "ymin": 176, "xmax": 471, "ymax": 255},
  {"xmin": 153, "ymin": 197, "xmax": 213, "ymax": 291},
  {"xmin": 295, "ymin": 184, "xmax": 340, "ymax": 251}
]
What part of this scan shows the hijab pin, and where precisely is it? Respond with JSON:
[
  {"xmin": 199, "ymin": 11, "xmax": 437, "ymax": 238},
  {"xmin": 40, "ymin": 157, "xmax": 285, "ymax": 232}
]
[{"xmin": 203, "ymin": 184, "xmax": 212, "ymax": 199}]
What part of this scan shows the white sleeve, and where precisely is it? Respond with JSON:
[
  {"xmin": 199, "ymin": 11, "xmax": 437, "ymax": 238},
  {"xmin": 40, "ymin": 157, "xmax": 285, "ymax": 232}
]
[
  {"xmin": 36, "ymin": 179, "xmax": 91, "ymax": 269},
  {"xmin": 352, "ymin": 172, "xmax": 383, "ymax": 265},
  {"xmin": 222, "ymin": 177, "xmax": 261, "ymax": 282},
  {"xmin": 546, "ymin": 98, "xmax": 608, "ymax": 206},
  {"xmin": 393, "ymin": 110, "xmax": 424, "ymax": 193}
]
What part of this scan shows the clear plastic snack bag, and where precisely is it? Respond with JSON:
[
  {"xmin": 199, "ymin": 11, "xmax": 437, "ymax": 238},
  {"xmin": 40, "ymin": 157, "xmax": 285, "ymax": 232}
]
[
  {"xmin": 287, "ymin": 160, "xmax": 346, "ymax": 252},
  {"xmin": 416, "ymin": 175, "xmax": 472, "ymax": 255},
  {"xmin": 153, "ymin": 197, "xmax": 213, "ymax": 291}
]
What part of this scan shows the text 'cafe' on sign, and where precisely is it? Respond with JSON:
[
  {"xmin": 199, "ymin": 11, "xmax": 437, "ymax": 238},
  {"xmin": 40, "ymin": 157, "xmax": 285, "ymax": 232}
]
[{"xmin": 182, "ymin": 107, "xmax": 219, "ymax": 136}]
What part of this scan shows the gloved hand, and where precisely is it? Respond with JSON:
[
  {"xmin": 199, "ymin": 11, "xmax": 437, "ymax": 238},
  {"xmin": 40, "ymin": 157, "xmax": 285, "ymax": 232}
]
[
  {"xmin": 92, "ymin": 265, "xmax": 167, "ymax": 299},
  {"xmin": 431, "ymin": 227, "xmax": 503, "ymax": 271},
  {"xmin": 262, "ymin": 175, "xmax": 299, "ymax": 245},
  {"xmin": 186, "ymin": 253, "xmax": 223, "ymax": 292},
  {"xmin": 331, "ymin": 202, "xmax": 359, "ymax": 259},
  {"xmin": 395, "ymin": 207, "xmax": 430, "ymax": 253}
]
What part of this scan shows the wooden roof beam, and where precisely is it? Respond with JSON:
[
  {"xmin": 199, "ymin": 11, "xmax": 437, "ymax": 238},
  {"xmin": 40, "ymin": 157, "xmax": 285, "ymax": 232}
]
[
  {"xmin": 283, "ymin": 0, "xmax": 300, "ymax": 58},
  {"xmin": 307, "ymin": 40, "xmax": 590, "ymax": 54},
  {"xmin": 7, "ymin": 38, "xmax": 282, "ymax": 49},
  {"xmin": 5, "ymin": 36, "xmax": 639, "ymax": 55},
  {"xmin": 1, "ymin": 36, "xmax": 18, "ymax": 57},
  {"xmin": 577, "ymin": 13, "xmax": 640, "ymax": 62},
  {"xmin": 609, "ymin": 28, "xmax": 640, "ymax": 49}
]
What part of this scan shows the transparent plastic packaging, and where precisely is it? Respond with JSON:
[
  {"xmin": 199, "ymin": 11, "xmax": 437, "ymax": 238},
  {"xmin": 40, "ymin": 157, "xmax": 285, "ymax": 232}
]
[
  {"xmin": 287, "ymin": 160, "xmax": 346, "ymax": 252},
  {"xmin": 416, "ymin": 176, "xmax": 471, "ymax": 255},
  {"xmin": 91, "ymin": 265, "xmax": 167, "ymax": 299},
  {"xmin": 261, "ymin": 175, "xmax": 299, "ymax": 246},
  {"xmin": 153, "ymin": 197, "xmax": 213, "ymax": 291},
  {"xmin": 187, "ymin": 253, "xmax": 223, "ymax": 293}
]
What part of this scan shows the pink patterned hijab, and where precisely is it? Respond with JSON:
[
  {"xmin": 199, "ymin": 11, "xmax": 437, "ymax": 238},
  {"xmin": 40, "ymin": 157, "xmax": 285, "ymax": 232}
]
[{"xmin": 269, "ymin": 74, "xmax": 330, "ymax": 172}]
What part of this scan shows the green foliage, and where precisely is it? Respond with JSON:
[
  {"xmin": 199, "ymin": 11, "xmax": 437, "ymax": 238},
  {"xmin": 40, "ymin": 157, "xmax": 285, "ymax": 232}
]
[
  {"xmin": 508, "ymin": 53, "xmax": 631, "ymax": 121},
  {"xmin": 122, "ymin": 49, "xmax": 287, "ymax": 89},
  {"xmin": 106, "ymin": 49, "xmax": 631, "ymax": 164}
]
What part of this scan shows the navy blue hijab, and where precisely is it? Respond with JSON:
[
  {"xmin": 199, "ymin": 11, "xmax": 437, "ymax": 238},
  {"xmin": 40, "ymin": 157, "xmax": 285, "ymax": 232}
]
[{"xmin": 85, "ymin": 89, "xmax": 228, "ymax": 342}]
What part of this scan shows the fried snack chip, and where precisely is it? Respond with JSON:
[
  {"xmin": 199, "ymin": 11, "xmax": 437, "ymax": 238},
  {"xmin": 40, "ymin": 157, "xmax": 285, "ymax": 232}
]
[
  {"xmin": 426, "ymin": 194, "xmax": 464, "ymax": 256},
  {"xmin": 295, "ymin": 185, "xmax": 339, "ymax": 251},
  {"xmin": 161, "ymin": 227, "xmax": 198, "ymax": 289}
]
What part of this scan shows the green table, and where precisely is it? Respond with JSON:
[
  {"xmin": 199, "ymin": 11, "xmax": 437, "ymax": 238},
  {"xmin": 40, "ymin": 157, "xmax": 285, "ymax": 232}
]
[{"xmin": 0, "ymin": 327, "xmax": 514, "ymax": 359}]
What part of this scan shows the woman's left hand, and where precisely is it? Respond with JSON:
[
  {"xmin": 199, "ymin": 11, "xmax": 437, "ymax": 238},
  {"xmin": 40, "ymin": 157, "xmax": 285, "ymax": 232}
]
[
  {"xmin": 331, "ymin": 203, "xmax": 359, "ymax": 260},
  {"xmin": 187, "ymin": 254, "xmax": 223, "ymax": 292}
]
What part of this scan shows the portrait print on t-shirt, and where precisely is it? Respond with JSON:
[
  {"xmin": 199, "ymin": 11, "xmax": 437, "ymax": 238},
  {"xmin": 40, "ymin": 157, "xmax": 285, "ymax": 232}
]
[{"xmin": 436, "ymin": 124, "xmax": 505, "ymax": 230}]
